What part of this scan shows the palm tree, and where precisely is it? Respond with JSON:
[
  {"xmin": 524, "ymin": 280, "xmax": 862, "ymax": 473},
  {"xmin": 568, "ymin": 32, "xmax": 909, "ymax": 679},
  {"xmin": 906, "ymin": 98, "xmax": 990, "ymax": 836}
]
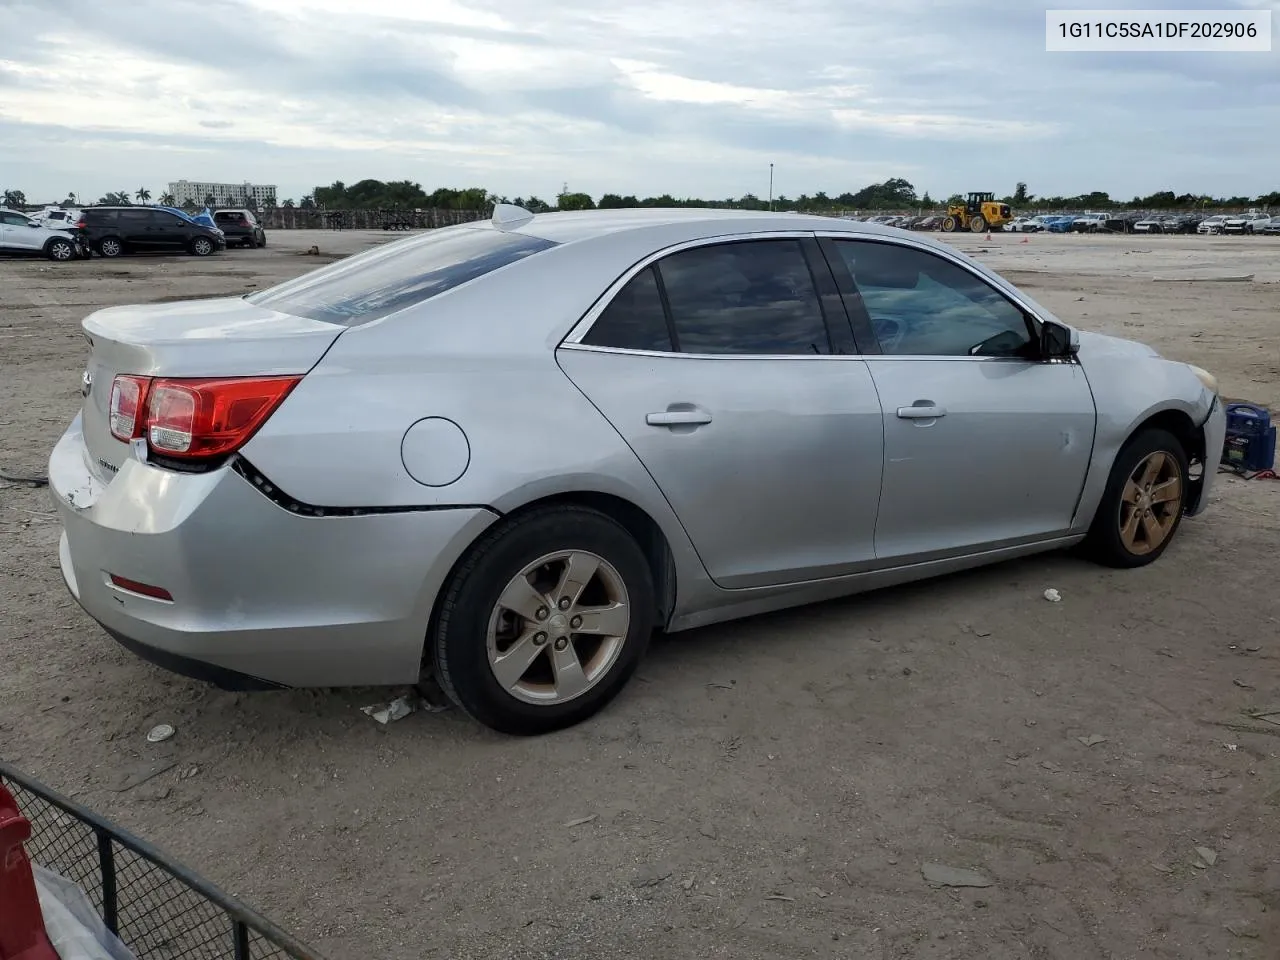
[
  {"xmin": 159, "ymin": 192, "xmax": 176, "ymax": 206},
  {"xmin": 299, "ymin": 194, "xmax": 315, "ymax": 210},
  {"xmin": 2, "ymin": 188, "xmax": 26, "ymax": 208},
  {"xmin": 65, "ymin": 191, "xmax": 78, "ymax": 206},
  {"xmin": 136, "ymin": 187, "xmax": 151, "ymax": 204},
  {"xmin": 282, "ymin": 198, "xmax": 295, "ymax": 208},
  {"xmin": 203, "ymin": 193, "xmax": 216, "ymax": 209}
]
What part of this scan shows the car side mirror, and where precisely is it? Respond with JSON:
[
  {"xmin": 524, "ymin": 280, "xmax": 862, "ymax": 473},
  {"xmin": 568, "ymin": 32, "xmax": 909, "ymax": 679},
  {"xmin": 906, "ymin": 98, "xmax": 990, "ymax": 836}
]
[
  {"xmin": 28, "ymin": 221, "xmax": 40, "ymax": 228},
  {"xmin": 1040, "ymin": 319, "xmax": 1079, "ymax": 359}
]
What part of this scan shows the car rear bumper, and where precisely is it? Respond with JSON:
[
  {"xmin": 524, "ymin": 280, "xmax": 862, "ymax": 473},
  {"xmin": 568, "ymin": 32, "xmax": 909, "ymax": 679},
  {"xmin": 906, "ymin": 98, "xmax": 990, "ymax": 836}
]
[{"xmin": 49, "ymin": 413, "xmax": 498, "ymax": 688}]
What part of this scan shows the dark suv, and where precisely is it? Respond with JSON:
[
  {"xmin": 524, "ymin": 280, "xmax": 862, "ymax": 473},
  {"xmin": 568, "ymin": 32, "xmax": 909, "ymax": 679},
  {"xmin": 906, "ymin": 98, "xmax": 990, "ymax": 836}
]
[
  {"xmin": 213, "ymin": 209, "xmax": 267, "ymax": 248},
  {"xmin": 77, "ymin": 206, "xmax": 226, "ymax": 258}
]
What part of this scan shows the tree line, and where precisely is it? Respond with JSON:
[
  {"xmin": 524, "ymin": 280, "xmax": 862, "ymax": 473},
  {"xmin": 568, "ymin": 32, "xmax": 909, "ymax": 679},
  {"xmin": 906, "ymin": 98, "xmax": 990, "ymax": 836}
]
[{"xmin": 5, "ymin": 178, "xmax": 1279, "ymax": 215}]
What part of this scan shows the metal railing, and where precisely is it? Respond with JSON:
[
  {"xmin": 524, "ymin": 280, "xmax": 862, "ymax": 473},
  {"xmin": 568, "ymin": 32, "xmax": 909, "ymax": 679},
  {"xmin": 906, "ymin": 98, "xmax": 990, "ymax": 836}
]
[{"xmin": 1, "ymin": 762, "xmax": 325, "ymax": 960}]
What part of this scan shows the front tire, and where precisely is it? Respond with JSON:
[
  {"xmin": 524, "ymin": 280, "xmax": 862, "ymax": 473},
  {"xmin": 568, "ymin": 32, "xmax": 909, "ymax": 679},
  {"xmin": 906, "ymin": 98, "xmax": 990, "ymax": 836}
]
[
  {"xmin": 431, "ymin": 505, "xmax": 656, "ymax": 735},
  {"xmin": 190, "ymin": 236, "xmax": 214, "ymax": 256},
  {"xmin": 46, "ymin": 238, "xmax": 75, "ymax": 261},
  {"xmin": 1084, "ymin": 428, "xmax": 1188, "ymax": 568},
  {"xmin": 969, "ymin": 214, "xmax": 987, "ymax": 233},
  {"xmin": 97, "ymin": 237, "xmax": 123, "ymax": 257}
]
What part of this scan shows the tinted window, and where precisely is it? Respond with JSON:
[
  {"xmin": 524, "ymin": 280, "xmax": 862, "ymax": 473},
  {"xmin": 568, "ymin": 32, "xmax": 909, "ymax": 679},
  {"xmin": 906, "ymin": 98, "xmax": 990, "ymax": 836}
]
[
  {"xmin": 119, "ymin": 210, "xmax": 156, "ymax": 225},
  {"xmin": 832, "ymin": 240, "xmax": 1033, "ymax": 357},
  {"xmin": 0, "ymin": 212, "xmax": 30, "ymax": 226},
  {"xmin": 247, "ymin": 226, "xmax": 557, "ymax": 326},
  {"xmin": 83, "ymin": 209, "xmax": 116, "ymax": 224},
  {"xmin": 581, "ymin": 267, "xmax": 672, "ymax": 352},
  {"xmin": 656, "ymin": 240, "xmax": 830, "ymax": 355}
]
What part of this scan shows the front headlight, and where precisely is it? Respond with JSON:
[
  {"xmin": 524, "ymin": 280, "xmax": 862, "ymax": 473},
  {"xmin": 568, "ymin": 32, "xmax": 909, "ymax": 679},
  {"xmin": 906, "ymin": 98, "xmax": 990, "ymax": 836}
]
[{"xmin": 1187, "ymin": 364, "xmax": 1218, "ymax": 395}]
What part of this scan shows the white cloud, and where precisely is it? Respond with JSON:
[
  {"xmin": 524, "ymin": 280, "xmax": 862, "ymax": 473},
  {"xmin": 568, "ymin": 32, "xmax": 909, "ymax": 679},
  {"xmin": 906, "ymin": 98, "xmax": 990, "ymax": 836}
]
[{"xmin": 0, "ymin": 0, "xmax": 1276, "ymax": 204}]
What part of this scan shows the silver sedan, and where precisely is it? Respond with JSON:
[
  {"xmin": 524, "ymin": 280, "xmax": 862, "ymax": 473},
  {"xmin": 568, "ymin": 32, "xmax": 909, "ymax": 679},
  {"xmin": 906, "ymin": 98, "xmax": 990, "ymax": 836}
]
[{"xmin": 50, "ymin": 207, "xmax": 1227, "ymax": 734}]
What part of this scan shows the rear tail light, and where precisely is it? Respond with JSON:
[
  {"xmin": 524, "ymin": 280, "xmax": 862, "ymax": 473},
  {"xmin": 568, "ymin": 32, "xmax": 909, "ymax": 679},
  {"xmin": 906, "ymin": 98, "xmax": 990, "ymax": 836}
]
[
  {"xmin": 107, "ymin": 375, "xmax": 301, "ymax": 461},
  {"xmin": 108, "ymin": 375, "xmax": 148, "ymax": 440}
]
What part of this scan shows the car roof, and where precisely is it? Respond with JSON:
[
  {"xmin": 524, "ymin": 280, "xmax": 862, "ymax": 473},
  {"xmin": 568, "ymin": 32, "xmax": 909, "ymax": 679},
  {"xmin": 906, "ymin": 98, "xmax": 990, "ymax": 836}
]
[{"xmin": 494, "ymin": 206, "xmax": 942, "ymax": 248}]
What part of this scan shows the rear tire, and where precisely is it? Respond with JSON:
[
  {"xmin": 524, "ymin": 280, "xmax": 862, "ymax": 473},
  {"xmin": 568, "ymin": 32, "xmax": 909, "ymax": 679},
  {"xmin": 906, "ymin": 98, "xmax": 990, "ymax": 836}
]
[
  {"xmin": 1083, "ymin": 428, "xmax": 1188, "ymax": 569},
  {"xmin": 430, "ymin": 505, "xmax": 655, "ymax": 735},
  {"xmin": 941, "ymin": 216, "xmax": 958, "ymax": 232},
  {"xmin": 969, "ymin": 214, "xmax": 987, "ymax": 233}
]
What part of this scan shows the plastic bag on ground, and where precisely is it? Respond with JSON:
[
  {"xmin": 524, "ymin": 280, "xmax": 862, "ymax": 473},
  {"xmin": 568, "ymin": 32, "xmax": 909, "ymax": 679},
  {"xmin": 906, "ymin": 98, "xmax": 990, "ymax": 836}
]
[{"xmin": 33, "ymin": 863, "xmax": 138, "ymax": 960}]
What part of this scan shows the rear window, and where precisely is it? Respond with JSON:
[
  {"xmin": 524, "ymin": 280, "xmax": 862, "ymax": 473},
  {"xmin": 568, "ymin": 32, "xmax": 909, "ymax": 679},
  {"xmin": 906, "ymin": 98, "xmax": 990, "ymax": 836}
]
[{"xmin": 246, "ymin": 227, "xmax": 558, "ymax": 326}]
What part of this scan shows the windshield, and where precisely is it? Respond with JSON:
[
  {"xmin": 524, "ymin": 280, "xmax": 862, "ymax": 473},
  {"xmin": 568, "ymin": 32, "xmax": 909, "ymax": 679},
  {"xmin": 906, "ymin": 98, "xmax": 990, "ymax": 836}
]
[{"xmin": 246, "ymin": 226, "xmax": 558, "ymax": 326}]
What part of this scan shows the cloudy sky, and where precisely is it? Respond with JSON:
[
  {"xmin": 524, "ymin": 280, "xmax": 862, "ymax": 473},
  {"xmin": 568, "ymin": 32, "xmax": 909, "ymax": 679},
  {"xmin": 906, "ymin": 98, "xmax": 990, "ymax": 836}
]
[{"xmin": 1, "ymin": 0, "xmax": 1276, "ymax": 205}]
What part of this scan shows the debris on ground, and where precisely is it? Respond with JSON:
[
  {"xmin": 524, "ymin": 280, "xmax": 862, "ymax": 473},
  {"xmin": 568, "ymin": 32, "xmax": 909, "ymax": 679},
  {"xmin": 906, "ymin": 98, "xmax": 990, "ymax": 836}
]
[
  {"xmin": 1195, "ymin": 846, "xmax": 1218, "ymax": 867},
  {"xmin": 632, "ymin": 864, "xmax": 672, "ymax": 888},
  {"xmin": 1151, "ymin": 273, "xmax": 1254, "ymax": 283},
  {"xmin": 764, "ymin": 893, "xmax": 796, "ymax": 902},
  {"xmin": 921, "ymin": 863, "xmax": 993, "ymax": 888},
  {"xmin": 110, "ymin": 759, "xmax": 177, "ymax": 793},
  {"xmin": 1232, "ymin": 679, "xmax": 1255, "ymax": 690},
  {"xmin": 1077, "ymin": 734, "xmax": 1108, "ymax": 747},
  {"xmin": 146, "ymin": 724, "xmax": 175, "ymax": 743},
  {"xmin": 1248, "ymin": 710, "xmax": 1280, "ymax": 727},
  {"xmin": 564, "ymin": 814, "xmax": 598, "ymax": 828},
  {"xmin": 1043, "ymin": 588, "xmax": 1062, "ymax": 603},
  {"xmin": 360, "ymin": 695, "xmax": 419, "ymax": 725},
  {"xmin": 1225, "ymin": 921, "xmax": 1260, "ymax": 939}
]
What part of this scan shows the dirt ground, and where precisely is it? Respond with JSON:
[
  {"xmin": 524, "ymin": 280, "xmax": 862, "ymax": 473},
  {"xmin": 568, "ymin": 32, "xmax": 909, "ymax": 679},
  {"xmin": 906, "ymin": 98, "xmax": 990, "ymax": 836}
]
[{"xmin": 2, "ymin": 229, "xmax": 1278, "ymax": 960}]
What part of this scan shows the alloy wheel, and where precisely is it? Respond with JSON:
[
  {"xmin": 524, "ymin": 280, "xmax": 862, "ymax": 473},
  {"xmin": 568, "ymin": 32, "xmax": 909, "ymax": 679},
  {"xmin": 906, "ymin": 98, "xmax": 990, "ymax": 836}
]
[
  {"xmin": 1118, "ymin": 451, "xmax": 1182, "ymax": 555},
  {"xmin": 486, "ymin": 550, "xmax": 631, "ymax": 705}
]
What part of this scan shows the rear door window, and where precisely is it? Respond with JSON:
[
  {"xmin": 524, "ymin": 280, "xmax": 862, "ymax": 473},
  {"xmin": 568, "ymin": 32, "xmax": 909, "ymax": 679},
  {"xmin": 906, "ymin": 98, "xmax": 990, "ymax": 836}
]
[
  {"xmin": 247, "ymin": 226, "xmax": 558, "ymax": 326},
  {"xmin": 656, "ymin": 239, "xmax": 831, "ymax": 355},
  {"xmin": 580, "ymin": 266, "xmax": 673, "ymax": 352}
]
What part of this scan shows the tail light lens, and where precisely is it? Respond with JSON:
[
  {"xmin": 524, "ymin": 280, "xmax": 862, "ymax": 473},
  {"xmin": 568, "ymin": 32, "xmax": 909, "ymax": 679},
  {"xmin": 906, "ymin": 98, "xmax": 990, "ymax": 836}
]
[
  {"xmin": 109, "ymin": 375, "xmax": 149, "ymax": 440},
  {"xmin": 107, "ymin": 375, "xmax": 301, "ymax": 461}
]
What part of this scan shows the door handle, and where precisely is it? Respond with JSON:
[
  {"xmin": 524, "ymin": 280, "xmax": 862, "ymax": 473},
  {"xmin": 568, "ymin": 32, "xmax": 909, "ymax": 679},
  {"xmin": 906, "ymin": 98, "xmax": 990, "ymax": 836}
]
[
  {"xmin": 896, "ymin": 403, "xmax": 947, "ymax": 419},
  {"xmin": 646, "ymin": 409, "xmax": 712, "ymax": 427}
]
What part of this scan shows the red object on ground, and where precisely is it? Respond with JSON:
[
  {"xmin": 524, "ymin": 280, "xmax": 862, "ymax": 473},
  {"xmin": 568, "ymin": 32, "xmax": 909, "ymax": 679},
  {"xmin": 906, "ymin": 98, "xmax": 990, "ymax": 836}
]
[{"xmin": 0, "ymin": 783, "xmax": 59, "ymax": 960}]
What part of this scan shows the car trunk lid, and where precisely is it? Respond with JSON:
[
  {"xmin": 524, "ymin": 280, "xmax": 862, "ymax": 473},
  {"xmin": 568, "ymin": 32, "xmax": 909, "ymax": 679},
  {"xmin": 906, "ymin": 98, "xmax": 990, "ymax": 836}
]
[{"xmin": 80, "ymin": 296, "xmax": 343, "ymax": 476}]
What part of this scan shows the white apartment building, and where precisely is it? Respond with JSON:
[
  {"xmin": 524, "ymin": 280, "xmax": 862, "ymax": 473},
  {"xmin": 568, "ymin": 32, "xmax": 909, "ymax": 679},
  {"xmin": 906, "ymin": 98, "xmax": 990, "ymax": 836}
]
[{"xmin": 168, "ymin": 180, "xmax": 277, "ymax": 207}]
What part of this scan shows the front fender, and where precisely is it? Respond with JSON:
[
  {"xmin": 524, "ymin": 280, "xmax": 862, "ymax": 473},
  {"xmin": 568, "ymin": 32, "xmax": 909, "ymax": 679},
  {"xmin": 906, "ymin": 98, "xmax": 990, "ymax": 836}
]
[{"xmin": 1070, "ymin": 350, "xmax": 1216, "ymax": 531}]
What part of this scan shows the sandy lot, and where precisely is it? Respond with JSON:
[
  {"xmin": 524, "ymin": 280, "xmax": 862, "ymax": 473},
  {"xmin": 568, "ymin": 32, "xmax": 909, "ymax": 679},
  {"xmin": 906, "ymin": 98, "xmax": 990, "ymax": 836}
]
[{"xmin": 2, "ymin": 229, "xmax": 1278, "ymax": 960}]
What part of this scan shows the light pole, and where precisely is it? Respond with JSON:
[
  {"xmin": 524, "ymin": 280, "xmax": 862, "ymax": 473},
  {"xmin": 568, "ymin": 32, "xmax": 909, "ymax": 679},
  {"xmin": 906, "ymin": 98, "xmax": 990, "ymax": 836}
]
[{"xmin": 768, "ymin": 163, "xmax": 774, "ymax": 211}]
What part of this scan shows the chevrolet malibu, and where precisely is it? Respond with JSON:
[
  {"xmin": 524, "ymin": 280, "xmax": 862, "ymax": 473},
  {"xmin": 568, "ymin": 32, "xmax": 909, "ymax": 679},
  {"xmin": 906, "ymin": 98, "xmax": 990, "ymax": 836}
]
[{"xmin": 50, "ymin": 206, "xmax": 1227, "ymax": 735}]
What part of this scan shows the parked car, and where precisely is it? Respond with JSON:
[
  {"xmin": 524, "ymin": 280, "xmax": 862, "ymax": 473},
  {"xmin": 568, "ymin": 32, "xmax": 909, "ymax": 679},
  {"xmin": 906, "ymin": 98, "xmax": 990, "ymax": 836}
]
[
  {"xmin": 28, "ymin": 206, "xmax": 81, "ymax": 229},
  {"xmin": 1006, "ymin": 217, "xmax": 1042, "ymax": 233},
  {"xmin": 0, "ymin": 208, "xmax": 84, "ymax": 261},
  {"xmin": 1132, "ymin": 215, "xmax": 1168, "ymax": 233},
  {"xmin": 1071, "ymin": 213, "xmax": 1108, "ymax": 233},
  {"xmin": 48, "ymin": 206, "xmax": 1227, "ymax": 735},
  {"xmin": 78, "ymin": 206, "xmax": 226, "ymax": 257},
  {"xmin": 1243, "ymin": 213, "xmax": 1272, "ymax": 234},
  {"xmin": 1260, "ymin": 216, "xmax": 1280, "ymax": 235},
  {"xmin": 1105, "ymin": 213, "xmax": 1143, "ymax": 233},
  {"xmin": 1042, "ymin": 216, "xmax": 1076, "ymax": 233},
  {"xmin": 1197, "ymin": 215, "xmax": 1228, "ymax": 235},
  {"xmin": 214, "ymin": 209, "xmax": 267, "ymax": 248}
]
